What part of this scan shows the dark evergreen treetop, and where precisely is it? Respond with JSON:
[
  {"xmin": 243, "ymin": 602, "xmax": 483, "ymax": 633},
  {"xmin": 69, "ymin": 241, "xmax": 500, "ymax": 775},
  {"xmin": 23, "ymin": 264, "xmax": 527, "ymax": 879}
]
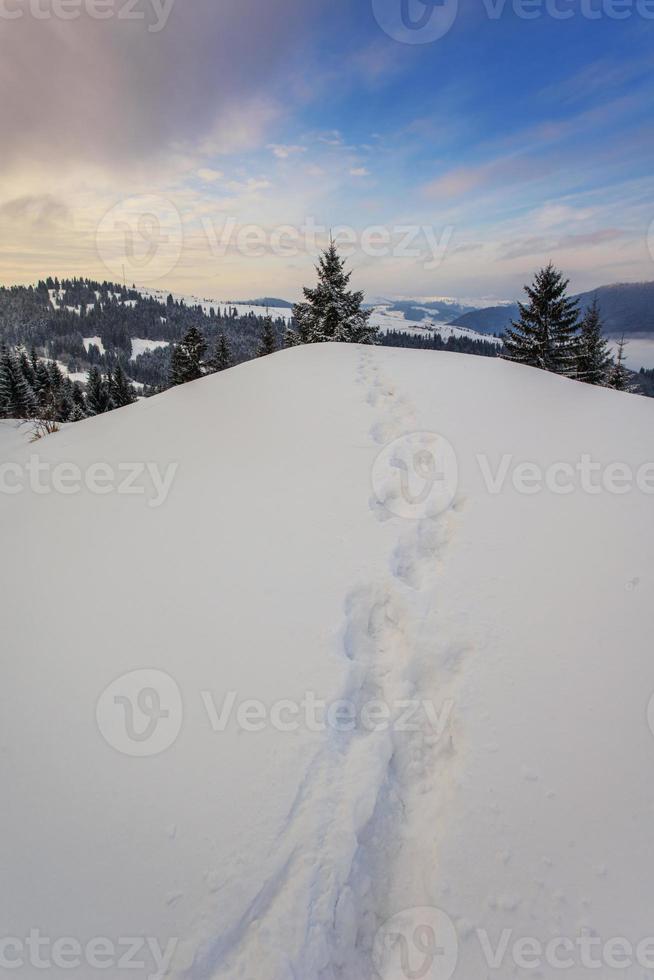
[
  {"xmin": 110, "ymin": 362, "xmax": 137, "ymax": 408},
  {"xmin": 207, "ymin": 333, "xmax": 233, "ymax": 373},
  {"xmin": 257, "ymin": 316, "xmax": 277, "ymax": 357},
  {"xmin": 169, "ymin": 327, "xmax": 207, "ymax": 386}
]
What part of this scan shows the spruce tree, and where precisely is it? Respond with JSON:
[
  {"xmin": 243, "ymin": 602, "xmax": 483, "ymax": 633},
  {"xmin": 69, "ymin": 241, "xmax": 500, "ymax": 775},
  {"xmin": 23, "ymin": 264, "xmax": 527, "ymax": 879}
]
[
  {"xmin": 87, "ymin": 367, "xmax": 109, "ymax": 415},
  {"xmin": 284, "ymin": 324, "xmax": 302, "ymax": 348},
  {"xmin": 257, "ymin": 315, "xmax": 277, "ymax": 357},
  {"xmin": 576, "ymin": 299, "xmax": 612, "ymax": 386},
  {"xmin": 169, "ymin": 327, "xmax": 207, "ymax": 386},
  {"xmin": 110, "ymin": 362, "xmax": 136, "ymax": 407},
  {"xmin": 48, "ymin": 362, "xmax": 65, "ymax": 401},
  {"xmin": 33, "ymin": 361, "xmax": 52, "ymax": 413},
  {"xmin": 70, "ymin": 403, "xmax": 87, "ymax": 422},
  {"xmin": 607, "ymin": 336, "xmax": 634, "ymax": 392},
  {"xmin": 19, "ymin": 349, "xmax": 36, "ymax": 388},
  {"xmin": 207, "ymin": 333, "xmax": 233, "ymax": 373},
  {"xmin": 71, "ymin": 381, "xmax": 86, "ymax": 410},
  {"xmin": 290, "ymin": 239, "xmax": 378, "ymax": 345},
  {"xmin": 504, "ymin": 264, "xmax": 580, "ymax": 376},
  {"xmin": 0, "ymin": 346, "xmax": 35, "ymax": 419}
]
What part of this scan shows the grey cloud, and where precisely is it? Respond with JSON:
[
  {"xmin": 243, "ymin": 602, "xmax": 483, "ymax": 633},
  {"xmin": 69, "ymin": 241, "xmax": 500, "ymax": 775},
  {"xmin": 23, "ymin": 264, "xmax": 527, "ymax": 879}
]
[
  {"xmin": 0, "ymin": 193, "xmax": 71, "ymax": 225},
  {"xmin": 0, "ymin": 0, "xmax": 325, "ymax": 171},
  {"xmin": 500, "ymin": 228, "xmax": 627, "ymax": 261}
]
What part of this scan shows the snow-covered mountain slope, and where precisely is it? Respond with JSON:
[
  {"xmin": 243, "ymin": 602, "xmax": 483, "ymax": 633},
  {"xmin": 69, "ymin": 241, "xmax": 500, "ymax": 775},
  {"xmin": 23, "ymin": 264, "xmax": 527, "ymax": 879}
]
[
  {"xmin": 143, "ymin": 286, "xmax": 295, "ymax": 323},
  {"xmin": 367, "ymin": 304, "xmax": 502, "ymax": 344},
  {"xmin": 2, "ymin": 345, "xmax": 653, "ymax": 979}
]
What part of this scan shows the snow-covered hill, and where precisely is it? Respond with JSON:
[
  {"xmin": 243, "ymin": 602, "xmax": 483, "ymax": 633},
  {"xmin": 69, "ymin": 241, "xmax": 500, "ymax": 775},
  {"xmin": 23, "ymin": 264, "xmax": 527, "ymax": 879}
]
[{"xmin": 2, "ymin": 345, "xmax": 653, "ymax": 979}]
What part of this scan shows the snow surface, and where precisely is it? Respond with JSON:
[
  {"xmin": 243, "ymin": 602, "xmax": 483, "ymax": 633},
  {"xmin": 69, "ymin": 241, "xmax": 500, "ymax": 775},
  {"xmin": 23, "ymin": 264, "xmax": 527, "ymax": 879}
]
[
  {"xmin": 2, "ymin": 344, "xmax": 654, "ymax": 979},
  {"xmin": 55, "ymin": 361, "xmax": 88, "ymax": 385},
  {"xmin": 0, "ymin": 419, "xmax": 32, "ymax": 455},
  {"xmin": 130, "ymin": 337, "xmax": 171, "ymax": 361},
  {"xmin": 83, "ymin": 336, "xmax": 106, "ymax": 355}
]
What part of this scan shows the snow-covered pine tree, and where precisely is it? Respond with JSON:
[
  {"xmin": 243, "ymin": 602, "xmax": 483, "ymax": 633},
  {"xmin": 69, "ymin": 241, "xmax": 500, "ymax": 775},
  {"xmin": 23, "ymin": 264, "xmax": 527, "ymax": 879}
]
[
  {"xmin": 607, "ymin": 336, "xmax": 635, "ymax": 392},
  {"xmin": 576, "ymin": 298, "xmax": 612, "ymax": 386},
  {"xmin": 86, "ymin": 366, "xmax": 109, "ymax": 416},
  {"xmin": 48, "ymin": 362, "xmax": 65, "ymax": 401},
  {"xmin": 19, "ymin": 349, "xmax": 36, "ymax": 389},
  {"xmin": 257, "ymin": 314, "xmax": 277, "ymax": 357},
  {"xmin": 110, "ymin": 362, "xmax": 137, "ymax": 407},
  {"xmin": 207, "ymin": 333, "xmax": 233, "ymax": 373},
  {"xmin": 284, "ymin": 324, "xmax": 302, "ymax": 348},
  {"xmin": 290, "ymin": 239, "xmax": 378, "ymax": 345},
  {"xmin": 70, "ymin": 404, "xmax": 87, "ymax": 422},
  {"xmin": 504, "ymin": 264, "xmax": 580, "ymax": 376},
  {"xmin": 58, "ymin": 382, "xmax": 75, "ymax": 422},
  {"xmin": 33, "ymin": 360, "xmax": 51, "ymax": 410},
  {"xmin": 0, "ymin": 346, "xmax": 35, "ymax": 419},
  {"xmin": 169, "ymin": 327, "xmax": 207, "ymax": 386}
]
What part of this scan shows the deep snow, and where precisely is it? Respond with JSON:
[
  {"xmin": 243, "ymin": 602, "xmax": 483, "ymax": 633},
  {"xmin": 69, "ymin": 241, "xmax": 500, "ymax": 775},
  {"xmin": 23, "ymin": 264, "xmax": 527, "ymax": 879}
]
[{"xmin": 2, "ymin": 345, "xmax": 653, "ymax": 979}]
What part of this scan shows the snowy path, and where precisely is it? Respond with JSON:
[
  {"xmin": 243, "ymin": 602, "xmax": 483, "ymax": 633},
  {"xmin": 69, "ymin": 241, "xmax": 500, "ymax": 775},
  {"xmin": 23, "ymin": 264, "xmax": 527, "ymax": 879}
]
[{"xmin": 191, "ymin": 347, "xmax": 470, "ymax": 978}]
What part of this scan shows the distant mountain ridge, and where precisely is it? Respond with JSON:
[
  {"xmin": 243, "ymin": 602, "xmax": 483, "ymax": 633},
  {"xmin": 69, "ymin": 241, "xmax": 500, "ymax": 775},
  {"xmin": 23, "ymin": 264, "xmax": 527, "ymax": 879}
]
[
  {"xmin": 232, "ymin": 297, "xmax": 293, "ymax": 308},
  {"xmin": 449, "ymin": 281, "xmax": 654, "ymax": 338}
]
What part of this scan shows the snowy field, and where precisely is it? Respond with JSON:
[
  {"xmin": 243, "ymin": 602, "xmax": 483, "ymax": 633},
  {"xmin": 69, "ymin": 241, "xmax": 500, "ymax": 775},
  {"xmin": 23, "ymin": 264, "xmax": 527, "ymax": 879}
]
[
  {"xmin": 2, "ymin": 345, "xmax": 653, "ymax": 979},
  {"xmin": 130, "ymin": 337, "xmax": 171, "ymax": 361},
  {"xmin": 144, "ymin": 287, "xmax": 294, "ymax": 323},
  {"xmin": 367, "ymin": 304, "xmax": 503, "ymax": 344},
  {"xmin": 83, "ymin": 336, "xmax": 106, "ymax": 355}
]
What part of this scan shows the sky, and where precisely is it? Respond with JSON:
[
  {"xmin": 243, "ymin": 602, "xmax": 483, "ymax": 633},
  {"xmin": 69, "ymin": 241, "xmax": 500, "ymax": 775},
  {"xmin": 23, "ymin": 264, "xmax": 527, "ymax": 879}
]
[{"xmin": 0, "ymin": 0, "xmax": 653, "ymax": 302}]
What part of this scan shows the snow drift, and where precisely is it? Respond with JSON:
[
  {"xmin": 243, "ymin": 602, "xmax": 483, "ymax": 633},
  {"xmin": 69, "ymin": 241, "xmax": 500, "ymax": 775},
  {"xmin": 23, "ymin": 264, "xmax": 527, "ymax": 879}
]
[{"xmin": 1, "ymin": 344, "xmax": 653, "ymax": 979}]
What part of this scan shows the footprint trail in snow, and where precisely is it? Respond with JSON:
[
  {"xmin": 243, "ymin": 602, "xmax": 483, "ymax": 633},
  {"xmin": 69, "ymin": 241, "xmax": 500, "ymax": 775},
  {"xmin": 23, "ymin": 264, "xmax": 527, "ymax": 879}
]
[{"xmin": 188, "ymin": 348, "xmax": 473, "ymax": 980}]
